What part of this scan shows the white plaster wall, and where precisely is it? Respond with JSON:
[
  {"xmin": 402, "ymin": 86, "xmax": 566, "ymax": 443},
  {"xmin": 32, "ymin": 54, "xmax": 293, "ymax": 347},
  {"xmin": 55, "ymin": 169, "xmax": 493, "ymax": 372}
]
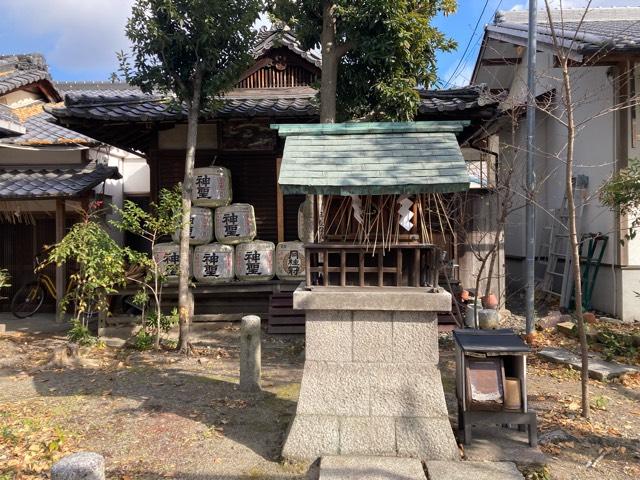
[
  {"xmin": 539, "ymin": 65, "xmax": 616, "ymax": 265},
  {"xmin": 122, "ymin": 156, "xmax": 150, "ymax": 194},
  {"xmin": 158, "ymin": 124, "xmax": 218, "ymax": 149},
  {"xmin": 0, "ymin": 146, "xmax": 83, "ymax": 165},
  {"xmin": 627, "ymin": 217, "xmax": 640, "ymax": 266},
  {"xmin": 88, "ymin": 147, "xmax": 150, "ymax": 245},
  {"xmin": 0, "ymin": 90, "xmax": 41, "ymax": 107},
  {"xmin": 621, "ymin": 269, "xmax": 640, "ymax": 321},
  {"xmin": 489, "ymin": 50, "xmax": 633, "ymax": 316},
  {"xmin": 624, "ymin": 93, "xmax": 640, "ymax": 267}
]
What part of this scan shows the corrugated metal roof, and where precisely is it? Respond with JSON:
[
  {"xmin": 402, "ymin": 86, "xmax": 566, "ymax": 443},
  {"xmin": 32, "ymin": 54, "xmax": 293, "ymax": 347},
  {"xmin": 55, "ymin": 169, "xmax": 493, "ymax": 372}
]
[
  {"xmin": 0, "ymin": 162, "xmax": 120, "ymax": 199},
  {"xmin": 274, "ymin": 122, "xmax": 470, "ymax": 196}
]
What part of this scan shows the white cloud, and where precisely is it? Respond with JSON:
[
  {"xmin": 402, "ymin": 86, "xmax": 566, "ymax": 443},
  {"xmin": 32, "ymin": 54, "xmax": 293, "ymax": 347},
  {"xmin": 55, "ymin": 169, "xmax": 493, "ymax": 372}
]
[{"xmin": 4, "ymin": 0, "xmax": 134, "ymax": 73}]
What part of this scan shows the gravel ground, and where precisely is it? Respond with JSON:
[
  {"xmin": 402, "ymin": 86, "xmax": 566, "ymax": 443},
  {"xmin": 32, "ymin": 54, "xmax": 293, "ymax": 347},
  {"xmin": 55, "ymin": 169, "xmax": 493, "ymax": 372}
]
[{"xmin": 1, "ymin": 318, "xmax": 638, "ymax": 480}]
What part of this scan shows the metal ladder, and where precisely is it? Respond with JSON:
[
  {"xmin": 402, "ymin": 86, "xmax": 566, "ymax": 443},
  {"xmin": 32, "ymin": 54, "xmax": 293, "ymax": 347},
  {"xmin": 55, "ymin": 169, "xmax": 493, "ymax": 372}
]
[{"xmin": 540, "ymin": 175, "xmax": 589, "ymax": 308}]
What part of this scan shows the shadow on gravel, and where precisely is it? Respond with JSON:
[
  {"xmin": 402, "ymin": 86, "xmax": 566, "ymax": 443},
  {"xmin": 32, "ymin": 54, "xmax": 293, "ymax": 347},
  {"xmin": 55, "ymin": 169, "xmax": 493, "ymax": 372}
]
[{"xmin": 15, "ymin": 364, "xmax": 297, "ymax": 463}]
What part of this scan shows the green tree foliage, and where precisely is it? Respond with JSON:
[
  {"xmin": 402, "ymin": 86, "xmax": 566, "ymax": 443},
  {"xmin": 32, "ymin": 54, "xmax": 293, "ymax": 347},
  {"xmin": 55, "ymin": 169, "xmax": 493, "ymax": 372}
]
[
  {"xmin": 47, "ymin": 211, "xmax": 127, "ymax": 343},
  {"xmin": 121, "ymin": 0, "xmax": 260, "ymax": 106},
  {"xmin": 112, "ymin": 186, "xmax": 182, "ymax": 349},
  {"xmin": 120, "ymin": 0, "xmax": 261, "ymax": 353},
  {"xmin": 601, "ymin": 159, "xmax": 640, "ymax": 242},
  {"xmin": 268, "ymin": 0, "xmax": 457, "ymax": 122}
]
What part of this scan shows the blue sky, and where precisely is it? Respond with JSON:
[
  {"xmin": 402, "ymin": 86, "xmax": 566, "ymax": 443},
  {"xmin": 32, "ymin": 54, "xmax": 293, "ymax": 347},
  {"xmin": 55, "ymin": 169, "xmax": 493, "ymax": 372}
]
[{"xmin": 0, "ymin": 1, "xmax": 637, "ymax": 86}]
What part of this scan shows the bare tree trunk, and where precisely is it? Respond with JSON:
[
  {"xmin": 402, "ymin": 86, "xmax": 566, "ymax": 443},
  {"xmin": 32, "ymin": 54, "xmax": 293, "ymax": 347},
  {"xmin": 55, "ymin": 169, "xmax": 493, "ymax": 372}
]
[
  {"xmin": 177, "ymin": 72, "xmax": 202, "ymax": 355},
  {"xmin": 320, "ymin": 0, "xmax": 338, "ymax": 123},
  {"xmin": 473, "ymin": 246, "xmax": 495, "ymax": 327},
  {"xmin": 154, "ymin": 261, "xmax": 161, "ymax": 350},
  {"xmin": 484, "ymin": 239, "xmax": 498, "ymax": 297},
  {"xmin": 561, "ymin": 60, "xmax": 590, "ymax": 419}
]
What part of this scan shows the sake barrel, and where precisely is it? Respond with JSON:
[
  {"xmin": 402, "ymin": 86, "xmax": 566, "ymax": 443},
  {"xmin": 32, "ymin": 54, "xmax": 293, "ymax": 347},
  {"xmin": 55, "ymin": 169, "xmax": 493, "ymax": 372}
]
[
  {"xmin": 193, "ymin": 243, "xmax": 234, "ymax": 284},
  {"xmin": 214, "ymin": 203, "xmax": 257, "ymax": 245},
  {"xmin": 171, "ymin": 206, "xmax": 213, "ymax": 245},
  {"xmin": 276, "ymin": 241, "xmax": 306, "ymax": 281},
  {"xmin": 192, "ymin": 166, "xmax": 232, "ymax": 207},
  {"xmin": 153, "ymin": 243, "xmax": 192, "ymax": 284},
  {"xmin": 235, "ymin": 240, "xmax": 275, "ymax": 281}
]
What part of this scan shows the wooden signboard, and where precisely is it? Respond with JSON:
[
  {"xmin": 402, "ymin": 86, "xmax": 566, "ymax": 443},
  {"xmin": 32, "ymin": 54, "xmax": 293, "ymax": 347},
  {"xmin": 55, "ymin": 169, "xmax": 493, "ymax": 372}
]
[
  {"xmin": 465, "ymin": 357, "xmax": 505, "ymax": 411},
  {"xmin": 222, "ymin": 121, "xmax": 275, "ymax": 151}
]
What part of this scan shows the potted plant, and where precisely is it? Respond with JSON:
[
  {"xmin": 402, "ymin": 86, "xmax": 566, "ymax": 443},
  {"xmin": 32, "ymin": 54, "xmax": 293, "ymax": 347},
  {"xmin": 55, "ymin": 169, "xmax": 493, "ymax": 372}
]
[{"xmin": 481, "ymin": 292, "xmax": 498, "ymax": 310}]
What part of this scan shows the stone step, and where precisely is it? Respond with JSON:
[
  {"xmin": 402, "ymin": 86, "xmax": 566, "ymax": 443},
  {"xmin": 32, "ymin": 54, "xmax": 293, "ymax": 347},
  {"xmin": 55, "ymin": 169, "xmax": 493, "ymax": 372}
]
[
  {"xmin": 426, "ymin": 461, "xmax": 523, "ymax": 480},
  {"xmin": 319, "ymin": 456, "xmax": 425, "ymax": 480},
  {"xmin": 538, "ymin": 347, "xmax": 639, "ymax": 381}
]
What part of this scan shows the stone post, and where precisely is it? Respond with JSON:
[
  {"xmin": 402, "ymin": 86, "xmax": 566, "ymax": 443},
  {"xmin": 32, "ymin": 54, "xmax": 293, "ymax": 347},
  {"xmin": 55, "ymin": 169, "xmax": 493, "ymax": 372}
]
[
  {"xmin": 51, "ymin": 452, "xmax": 105, "ymax": 480},
  {"xmin": 240, "ymin": 315, "xmax": 261, "ymax": 392}
]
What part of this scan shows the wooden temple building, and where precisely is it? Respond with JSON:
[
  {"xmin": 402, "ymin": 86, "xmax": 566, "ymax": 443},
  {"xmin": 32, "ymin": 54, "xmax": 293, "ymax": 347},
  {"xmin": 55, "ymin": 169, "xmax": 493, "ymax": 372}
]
[
  {"xmin": 0, "ymin": 54, "xmax": 124, "ymax": 314},
  {"xmin": 45, "ymin": 29, "xmax": 504, "ymax": 328}
]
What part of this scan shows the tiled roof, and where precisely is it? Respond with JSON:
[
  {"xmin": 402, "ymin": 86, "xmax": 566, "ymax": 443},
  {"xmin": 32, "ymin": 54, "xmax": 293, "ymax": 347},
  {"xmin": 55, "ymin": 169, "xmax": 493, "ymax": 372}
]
[
  {"xmin": 275, "ymin": 122, "xmax": 470, "ymax": 195},
  {"xmin": 0, "ymin": 102, "xmax": 97, "ymax": 146},
  {"xmin": 418, "ymin": 85, "xmax": 499, "ymax": 115},
  {"xmin": 47, "ymin": 87, "xmax": 319, "ymax": 121},
  {"xmin": 0, "ymin": 162, "xmax": 120, "ymax": 199},
  {"xmin": 47, "ymin": 85, "xmax": 498, "ymax": 123},
  {"xmin": 55, "ymin": 81, "xmax": 143, "ymax": 97},
  {"xmin": 0, "ymin": 105, "xmax": 26, "ymax": 136},
  {"xmin": 0, "ymin": 54, "xmax": 53, "ymax": 96},
  {"xmin": 253, "ymin": 28, "xmax": 322, "ymax": 67},
  {"xmin": 490, "ymin": 8, "xmax": 640, "ymax": 58}
]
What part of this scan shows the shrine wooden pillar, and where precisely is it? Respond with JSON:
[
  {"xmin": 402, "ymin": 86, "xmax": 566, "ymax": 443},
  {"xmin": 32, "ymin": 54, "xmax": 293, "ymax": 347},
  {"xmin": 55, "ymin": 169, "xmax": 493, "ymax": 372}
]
[
  {"xmin": 55, "ymin": 199, "xmax": 66, "ymax": 322},
  {"xmin": 276, "ymin": 157, "xmax": 285, "ymax": 243}
]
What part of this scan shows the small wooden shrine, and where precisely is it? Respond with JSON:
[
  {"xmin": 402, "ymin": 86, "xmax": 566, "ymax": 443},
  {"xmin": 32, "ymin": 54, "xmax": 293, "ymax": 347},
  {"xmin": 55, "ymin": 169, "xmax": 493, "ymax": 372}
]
[
  {"xmin": 273, "ymin": 121, "xmax": 471, "ymax": 290},
  {"xmin": 273, "ymin": 121, "xmax": 470, "ymax": 461}
]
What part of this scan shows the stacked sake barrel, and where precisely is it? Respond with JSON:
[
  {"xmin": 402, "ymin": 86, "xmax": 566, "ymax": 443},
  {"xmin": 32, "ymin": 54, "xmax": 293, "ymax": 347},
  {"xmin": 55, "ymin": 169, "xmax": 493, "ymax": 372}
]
[{"xmin": 152, "ymin": 165, "xmax": 307, "ymax": 283}]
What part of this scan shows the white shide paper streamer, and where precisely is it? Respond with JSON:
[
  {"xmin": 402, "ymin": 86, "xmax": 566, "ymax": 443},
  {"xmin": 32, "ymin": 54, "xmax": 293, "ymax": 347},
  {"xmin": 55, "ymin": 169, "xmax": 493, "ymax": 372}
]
[{"xmin": 397, "ymin": 195, "xmax": 414, "ymax": 231}]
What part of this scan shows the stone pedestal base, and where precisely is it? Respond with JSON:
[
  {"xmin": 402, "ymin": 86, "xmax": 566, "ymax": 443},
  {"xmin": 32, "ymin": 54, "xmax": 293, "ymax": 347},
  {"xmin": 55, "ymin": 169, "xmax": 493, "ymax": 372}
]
[{"xmin": 282, "ymin": 287, "xmax": 459, "ymax": 461}]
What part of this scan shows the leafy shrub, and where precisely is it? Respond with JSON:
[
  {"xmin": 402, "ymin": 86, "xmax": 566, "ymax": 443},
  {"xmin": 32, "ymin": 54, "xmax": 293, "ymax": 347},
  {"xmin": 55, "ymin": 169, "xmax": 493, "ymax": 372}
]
[
  {"xmin": 591, "ymin": 394, "xmax": 609, "ymax": 411},
  {"xmin": 599, "ymin": 329, "xmax": 637, "ymax": 361},
  {"xmin": 133, "ymin": 330, "xmax": 154, "ymax": 351},
  {"xmin": 112, "ymin": 186, "xmax": 181, "ymax": 349},
  {"xmin": 601, "ymin": 159, "xmax": 640, "ymax": 242},
  {"xmin": 67, "ymin": 320, "xmax": 96, "ymax": 346},
  {"xmin": 47, "ymin": 215, "xmax": 126, "ymax": 331},
  {"xmin": 145, "ymin": 308, "xmax": 178, "ymax": 333}
]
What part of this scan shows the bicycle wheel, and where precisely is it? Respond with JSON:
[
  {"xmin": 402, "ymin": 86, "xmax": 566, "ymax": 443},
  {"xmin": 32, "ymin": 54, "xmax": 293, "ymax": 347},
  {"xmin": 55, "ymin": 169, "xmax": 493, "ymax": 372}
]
[{"xmin": 11, "ymin": 282, "xmax": 45, "ymax": 319}]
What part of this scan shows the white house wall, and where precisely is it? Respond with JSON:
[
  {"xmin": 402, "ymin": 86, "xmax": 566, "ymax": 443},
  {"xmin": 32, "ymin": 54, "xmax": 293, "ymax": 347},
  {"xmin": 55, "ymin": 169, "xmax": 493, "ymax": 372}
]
[
  {"xmin": 485, "ymin": 46, "xmax": 640, "ymax": 317},
  {"xmin": 88, "ymin": 147, "xmax": 150, "ymax": 245}
]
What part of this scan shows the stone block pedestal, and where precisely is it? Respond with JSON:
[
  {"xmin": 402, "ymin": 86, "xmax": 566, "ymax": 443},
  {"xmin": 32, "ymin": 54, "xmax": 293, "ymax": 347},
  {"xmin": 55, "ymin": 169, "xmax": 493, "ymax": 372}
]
[{"xmin": 282, "ymin": 286, "xmax": 459, "ymax": 461}]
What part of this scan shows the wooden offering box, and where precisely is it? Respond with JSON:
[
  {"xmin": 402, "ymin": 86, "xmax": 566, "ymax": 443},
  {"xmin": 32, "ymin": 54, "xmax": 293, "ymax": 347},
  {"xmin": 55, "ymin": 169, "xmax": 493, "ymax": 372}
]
[{"xmin": 453, "ymin": 328, "xmax": 537, "ymax": 447}]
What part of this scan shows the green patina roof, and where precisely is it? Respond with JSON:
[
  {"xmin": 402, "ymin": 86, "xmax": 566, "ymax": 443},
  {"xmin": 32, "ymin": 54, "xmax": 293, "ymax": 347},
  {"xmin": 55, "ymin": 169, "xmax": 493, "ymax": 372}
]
[{"xmin": 272, "ymin": 121, "xmax": 471, "ymax": 196}]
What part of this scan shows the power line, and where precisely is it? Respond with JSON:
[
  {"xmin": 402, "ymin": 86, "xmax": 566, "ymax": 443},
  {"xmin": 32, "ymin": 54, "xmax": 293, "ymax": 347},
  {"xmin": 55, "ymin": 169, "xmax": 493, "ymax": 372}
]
[
  {"xmin": 443, "ymin": 0, "xmax": 490, "ymax": 87},
  {"xmin": 443, "ymin": 0, "xmax": 503, "ymax": 88}
]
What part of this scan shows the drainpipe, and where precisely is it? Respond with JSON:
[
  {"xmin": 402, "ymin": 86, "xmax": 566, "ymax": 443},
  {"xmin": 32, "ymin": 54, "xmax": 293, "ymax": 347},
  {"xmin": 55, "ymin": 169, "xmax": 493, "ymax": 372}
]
[{"xmin": 525, "ymin": 1, "xmax": 537, "ymax": 335}]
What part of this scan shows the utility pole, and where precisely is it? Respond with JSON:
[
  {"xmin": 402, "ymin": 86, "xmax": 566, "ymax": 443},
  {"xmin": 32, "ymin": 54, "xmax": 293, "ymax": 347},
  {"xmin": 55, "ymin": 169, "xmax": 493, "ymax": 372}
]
[{"xmin": 525, "ymin": 0, "xmax": 537, "ymax": 335}]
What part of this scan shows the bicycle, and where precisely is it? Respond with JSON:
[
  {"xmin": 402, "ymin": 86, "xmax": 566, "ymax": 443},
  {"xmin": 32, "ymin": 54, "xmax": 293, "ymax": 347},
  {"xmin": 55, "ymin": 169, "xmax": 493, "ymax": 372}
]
[{"xmin": 10, "ymin": 248, "xmax": 76, "ymax": 319}]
